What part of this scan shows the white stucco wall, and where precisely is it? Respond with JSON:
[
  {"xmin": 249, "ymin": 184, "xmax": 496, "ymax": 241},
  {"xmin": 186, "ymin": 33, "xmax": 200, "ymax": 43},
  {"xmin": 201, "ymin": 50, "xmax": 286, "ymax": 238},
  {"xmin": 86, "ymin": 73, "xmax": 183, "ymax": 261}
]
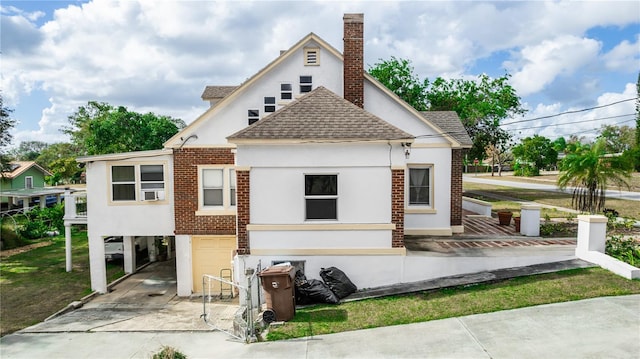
[
  {"xmin": 235, "ymin": 249, "xmax": 575, "ymax": 293},
  {"xmin": 84, "ymin": 154, "xmax": 175, "ymax": 237},
  {"xmin": 173, "ymin": 39, "xmax": 344, "ymax": 147},
  {"xmin": 236, "ymin": 143, "xmax": 403, "ymax": 249}
]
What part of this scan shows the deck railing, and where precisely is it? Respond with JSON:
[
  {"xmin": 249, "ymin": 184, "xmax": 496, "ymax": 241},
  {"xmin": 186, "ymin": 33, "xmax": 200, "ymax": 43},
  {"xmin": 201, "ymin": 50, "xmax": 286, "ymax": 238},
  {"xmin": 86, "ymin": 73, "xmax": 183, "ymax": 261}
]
[{"xmin": 64, "ymin": 191, "xmax": 87, "ymax": 221}]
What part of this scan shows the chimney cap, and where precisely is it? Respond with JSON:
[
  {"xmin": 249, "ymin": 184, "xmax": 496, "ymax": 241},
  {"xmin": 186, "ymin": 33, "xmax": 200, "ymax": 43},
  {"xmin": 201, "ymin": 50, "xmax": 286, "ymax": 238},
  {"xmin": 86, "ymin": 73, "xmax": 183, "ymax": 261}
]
[{"xmin": 343, "ymin": 13, "xmax": 364, "ymax": 23}]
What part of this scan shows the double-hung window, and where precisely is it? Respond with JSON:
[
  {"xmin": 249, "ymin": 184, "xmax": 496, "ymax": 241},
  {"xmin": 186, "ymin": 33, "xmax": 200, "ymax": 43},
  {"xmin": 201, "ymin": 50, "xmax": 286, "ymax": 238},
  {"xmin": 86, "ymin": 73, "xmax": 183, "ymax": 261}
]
[
  {"xmin": 25, "ymin": 176, "xmax": 34, "ymax": 189},
  {"xmin": 408, "ymin": 167, "xmax": 432, "ymax": 206},
  {"xmin": 112, "ymin": 166, "xmax": 136, "ymax": 201},
  {"xmin": 281, "ymin": 83, "xmax": 292, "ymax": 100},
  {"xmin": 300, "ymin": 76, "xmax": 312, "ymax": 93},
  {"xmin": 248, "ymin": 109, "xmax": 259, "ymax": 125},
  {"xmin": 305, "ymin": 174, "xmax": 337, "ymax": 220},
  {"xmin": 140, "ymin": 165, "xmax": 165, "ymax": 200},
  {"xmin": 110, "ymin": 164, "xmax": 166, "ymax": 202},
  {"xmin": 201, "ymin": 167, "xmax": 236, "ymax": 211},
  {"xmin": 264, "ymin": 97, "xmax": 276, "ymax": 113}
]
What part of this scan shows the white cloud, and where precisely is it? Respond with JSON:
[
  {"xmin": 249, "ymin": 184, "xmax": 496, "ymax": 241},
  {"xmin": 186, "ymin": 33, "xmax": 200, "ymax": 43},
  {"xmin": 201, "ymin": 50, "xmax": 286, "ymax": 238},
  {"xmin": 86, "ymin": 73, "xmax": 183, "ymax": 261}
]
[
  {"xmin": 507, "ymin": 36, "xmax": 601, "ymax": 97},
  {"xmin": 603, "ymin": 35, "xmax": 640, "ymax": 72},
  {"xmin": 2, "ymin": 0, "xmax": 638, "ymax": 145}
]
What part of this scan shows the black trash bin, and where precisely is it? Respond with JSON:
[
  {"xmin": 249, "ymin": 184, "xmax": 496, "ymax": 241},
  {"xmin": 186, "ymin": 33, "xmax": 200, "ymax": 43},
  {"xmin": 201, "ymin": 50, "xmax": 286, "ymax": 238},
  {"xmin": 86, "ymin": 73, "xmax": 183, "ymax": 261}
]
[{"xmin": 258, "ymin": 265, "xmax": 296, "ymax": 322}]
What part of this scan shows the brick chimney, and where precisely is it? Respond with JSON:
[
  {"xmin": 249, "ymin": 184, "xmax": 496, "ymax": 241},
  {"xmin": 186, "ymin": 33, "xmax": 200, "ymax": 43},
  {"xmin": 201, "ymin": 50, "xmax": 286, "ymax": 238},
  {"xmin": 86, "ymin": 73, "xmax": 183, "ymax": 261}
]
[{"xmin": 343, "ymin": 13, "xmax": 364, "ymax": 108}]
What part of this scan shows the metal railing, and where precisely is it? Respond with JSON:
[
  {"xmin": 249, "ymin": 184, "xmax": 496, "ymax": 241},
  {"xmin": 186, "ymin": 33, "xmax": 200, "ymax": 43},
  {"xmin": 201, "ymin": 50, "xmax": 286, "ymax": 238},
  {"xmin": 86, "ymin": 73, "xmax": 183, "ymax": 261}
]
[{"xmin": 201, "ymin": 270, "xmax": 259, "ymax": 343}]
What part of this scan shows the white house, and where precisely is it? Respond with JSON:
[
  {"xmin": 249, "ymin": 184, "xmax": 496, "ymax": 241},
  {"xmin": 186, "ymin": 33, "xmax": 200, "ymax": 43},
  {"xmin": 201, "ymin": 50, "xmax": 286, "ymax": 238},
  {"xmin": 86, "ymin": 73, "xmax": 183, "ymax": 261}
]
[{"xmin": 78, "ymin": 13, "xmax": 475, "ymax": 296}]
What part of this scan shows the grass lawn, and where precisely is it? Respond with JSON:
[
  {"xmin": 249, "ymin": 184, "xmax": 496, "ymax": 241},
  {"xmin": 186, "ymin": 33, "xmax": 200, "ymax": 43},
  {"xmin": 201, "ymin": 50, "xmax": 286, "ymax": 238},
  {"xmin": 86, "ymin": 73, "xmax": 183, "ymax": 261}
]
[
  {"xmin": 463, "ymin": 182, "xmax": 640, "ymax": 220},
  {"xmin": 0, "ymin": 230, "xmax": 124, "ymax": 336},
  {"xmin": 266, "ymin": 268, "xmax": 640, "ymax": 341}
]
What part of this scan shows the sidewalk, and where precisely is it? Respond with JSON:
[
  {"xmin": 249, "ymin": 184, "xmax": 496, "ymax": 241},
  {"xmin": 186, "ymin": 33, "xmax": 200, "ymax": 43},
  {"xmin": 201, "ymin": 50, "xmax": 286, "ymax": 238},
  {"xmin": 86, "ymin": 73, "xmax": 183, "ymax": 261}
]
[{"xmin": 2, "ymin": 295, "xmax": 638, "ymax": 358}]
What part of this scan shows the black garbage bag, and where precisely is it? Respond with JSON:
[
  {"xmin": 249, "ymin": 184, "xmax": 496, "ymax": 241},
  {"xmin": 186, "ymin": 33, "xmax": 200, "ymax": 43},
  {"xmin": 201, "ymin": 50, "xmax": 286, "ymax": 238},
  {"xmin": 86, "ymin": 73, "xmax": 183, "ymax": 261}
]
[
  {"xmin": 319, "ymin": 267, "xmax": 357, "ymax": 299},
  {"xmin": 294, "ymin": 270, "xmax": 313, "ymax": 305},
  {"xmin": 296, "ymin": 278, "xmax": 340, "ymax": 304}
]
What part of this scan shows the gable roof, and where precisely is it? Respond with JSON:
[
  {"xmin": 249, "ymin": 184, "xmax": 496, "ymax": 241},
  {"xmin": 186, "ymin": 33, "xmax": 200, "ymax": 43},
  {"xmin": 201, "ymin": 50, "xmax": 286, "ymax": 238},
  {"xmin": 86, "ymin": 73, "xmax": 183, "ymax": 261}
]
[
  {"xmin": 165, "ymin": 33, "xmax": 343, "ymax": 148},
  {"xmin": 227, "ymin": 86, "xmax": 413, "ymax": 142},
  {"xmin": 420, "ymin": 111, "xmax": 473, "ymax": 147},
  {"xmin": 1, "ymin": 161, "xmax": 51, "ymax": 179},
  {"xmin": 201, "ymin": 86, "xmax": 239, "ymax": 100}
]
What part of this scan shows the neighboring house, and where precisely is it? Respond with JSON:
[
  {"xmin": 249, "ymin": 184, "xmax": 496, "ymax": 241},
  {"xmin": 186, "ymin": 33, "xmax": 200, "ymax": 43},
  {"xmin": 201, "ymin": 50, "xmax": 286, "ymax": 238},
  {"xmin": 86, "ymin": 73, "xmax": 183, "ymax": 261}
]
[
  {"xmin": 78, "ymin": 14, "xmax": 474, "ymax": 296},
  {"xmin": 1, "ymin": 161, "xmax": 54, "ymax": 207}
]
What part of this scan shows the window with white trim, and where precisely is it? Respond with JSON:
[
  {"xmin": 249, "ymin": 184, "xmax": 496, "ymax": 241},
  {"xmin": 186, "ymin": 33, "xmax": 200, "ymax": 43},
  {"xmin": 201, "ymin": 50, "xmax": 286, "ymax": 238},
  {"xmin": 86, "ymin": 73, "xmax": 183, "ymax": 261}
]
[
  {"xmin": 25, "ymin": 176, "xmax": 34, "ymax": 189},
  {"xmin": 248, "ymin": 109, "xmax": 259, "ymax": 125},
  {"xmin": 281, "ymin": 83, "xmax": 292, "ymax": 100},
  {"xmin": 112, "ymin": 166, "xmax": 136, "ymax": 201},
  {"xmin": 110, "ymin": 164, "xmax": 166, "ymax": 202},
  {"xmin": 264, "ymin": 97, "xmax": 276, "ymax": 113},
  {"xmin": 201, "ymin": 167, "xmax": 236, "ymax": 209},
  {"xmin": 140, "ymin": 165, "xmax": 165, "ymax": 200},
  {"xmin": 304, "ymin": 47, "xmax": 319, "ymax": 66},
  {"xmin": 300, "ymin": 76, "xmax": 312, "ymax": 93},
  {"xmin": 305, "ymin": 174, "xmax": 337, "ymax": 220},
  {"xmin": 408, "ymin": 167, "xmax": 432, "ymax": 206}
]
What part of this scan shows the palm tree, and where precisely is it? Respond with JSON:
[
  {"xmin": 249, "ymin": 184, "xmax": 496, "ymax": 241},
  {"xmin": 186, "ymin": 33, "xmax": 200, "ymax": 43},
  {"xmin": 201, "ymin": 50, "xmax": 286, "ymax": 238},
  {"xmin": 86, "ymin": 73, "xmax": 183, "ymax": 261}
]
[{"xmin": 557, "ymin": 139, "xmax": 632, "ymax": 214}]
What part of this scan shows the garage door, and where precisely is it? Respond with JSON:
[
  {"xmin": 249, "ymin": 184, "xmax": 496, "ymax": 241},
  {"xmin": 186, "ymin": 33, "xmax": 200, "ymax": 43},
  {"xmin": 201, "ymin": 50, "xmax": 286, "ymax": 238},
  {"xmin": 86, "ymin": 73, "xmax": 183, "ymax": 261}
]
[{"xmin": 192, "ymin": 235, "xmax": 236, "ymax": 294}]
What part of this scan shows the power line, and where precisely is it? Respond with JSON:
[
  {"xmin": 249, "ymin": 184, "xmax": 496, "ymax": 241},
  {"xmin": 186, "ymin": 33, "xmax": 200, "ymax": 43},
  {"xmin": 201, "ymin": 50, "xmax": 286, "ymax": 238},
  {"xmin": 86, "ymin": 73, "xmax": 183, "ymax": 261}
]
[
  {"xmin": 502, "ymin": 97, "xmax": 637, "ymax": 126},
  {"xmin": 506, "ymin": 113, "xmax": 635, "ymax": 131}
]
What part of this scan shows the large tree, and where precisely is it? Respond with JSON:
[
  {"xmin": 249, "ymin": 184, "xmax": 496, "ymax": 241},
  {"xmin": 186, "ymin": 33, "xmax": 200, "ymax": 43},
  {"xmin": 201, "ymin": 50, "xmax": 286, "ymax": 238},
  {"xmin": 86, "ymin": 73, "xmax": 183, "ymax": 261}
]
[
  {"xmin": 427, "ymin": 74, "xmax": 526, "ymax": 169},
  {"xmin": 10, "ymin": 141, "xmax": 50, "ymax": 161},
  {"xmin": 36, "ymin": 143, "xmax": 84, "ymax": 184},
  {"xmin": 512, "ymin": 135, "xmax": 558, "ymax": 176},
  {"xmin": 368, "ymin": 59, "xmax": 526, "ymax": 175},
  {"xmin": 596, "ymin": 124, "xmax": 635, "ymax": 154},
  {"xmin": 63, "ymin": 101, "xmax": 186, "ymax": 155},
  {"xmin": 1, "ymin": 93, "xmax": 17, "ymax": 172},
  {"xmin": 368, "ymin": 57, "xmax": 429, "ymax": 111},
  {"xmin": 558, "ymin": 139, "xmax": 632, "ymax": 214}
]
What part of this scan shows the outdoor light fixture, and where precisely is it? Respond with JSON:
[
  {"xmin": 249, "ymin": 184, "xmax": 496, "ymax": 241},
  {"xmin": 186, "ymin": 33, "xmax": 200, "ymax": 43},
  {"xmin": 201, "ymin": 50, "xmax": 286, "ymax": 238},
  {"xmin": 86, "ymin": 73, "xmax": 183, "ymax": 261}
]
[{"xmin": 402, "ymin": 142, "xmax": 412, "ymax": 158}]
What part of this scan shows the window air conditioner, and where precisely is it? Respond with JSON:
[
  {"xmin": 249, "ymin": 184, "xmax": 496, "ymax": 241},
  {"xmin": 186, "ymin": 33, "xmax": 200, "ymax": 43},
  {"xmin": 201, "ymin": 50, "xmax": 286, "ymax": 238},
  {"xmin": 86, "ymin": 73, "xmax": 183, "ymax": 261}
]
[{"xmin": 142, "ymin": 190, "xmax": 164, "ymax": 201}]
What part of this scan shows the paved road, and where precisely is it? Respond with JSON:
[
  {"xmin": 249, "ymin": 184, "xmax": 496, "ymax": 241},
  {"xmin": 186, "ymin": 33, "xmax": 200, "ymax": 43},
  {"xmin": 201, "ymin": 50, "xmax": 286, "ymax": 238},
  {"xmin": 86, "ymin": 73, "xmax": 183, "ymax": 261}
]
[
  {"xmin": 1, "ymin": 295, "xmax": 638, "ymax": 359},
  {"xmin": 464, "ymin": 175, "xmax": 640, "ymax": 202}
]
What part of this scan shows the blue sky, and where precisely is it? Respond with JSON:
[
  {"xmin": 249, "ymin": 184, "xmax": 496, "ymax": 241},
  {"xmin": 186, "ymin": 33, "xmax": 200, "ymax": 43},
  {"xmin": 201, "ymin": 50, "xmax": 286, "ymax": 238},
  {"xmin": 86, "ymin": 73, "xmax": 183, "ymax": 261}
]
[{"xmin": 1, "ymin": 0, "xmax": 639, "ymax": 146}]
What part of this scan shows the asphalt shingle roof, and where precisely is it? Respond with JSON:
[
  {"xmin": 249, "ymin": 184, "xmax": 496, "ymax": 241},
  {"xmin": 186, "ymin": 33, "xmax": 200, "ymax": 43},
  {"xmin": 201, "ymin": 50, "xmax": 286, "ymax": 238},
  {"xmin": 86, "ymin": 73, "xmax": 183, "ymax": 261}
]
[
  {"xmin": 420, "ymin": 111, "xmax": 473, "ymax": 147},
  {"xmin": 228, "ymin": 86, "xmax": 414, "ymax": 141},
  {"xmin": 201, "ymin": 86, "xmax": 239, "ymax": 100}
]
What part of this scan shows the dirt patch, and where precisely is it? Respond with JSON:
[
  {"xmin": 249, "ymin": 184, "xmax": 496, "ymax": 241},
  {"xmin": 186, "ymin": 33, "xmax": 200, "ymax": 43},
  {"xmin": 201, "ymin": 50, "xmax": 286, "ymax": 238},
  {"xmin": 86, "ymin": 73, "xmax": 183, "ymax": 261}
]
[{"xmin": 0, "ymin": 241, "xmax": 54, "ymax": 258}]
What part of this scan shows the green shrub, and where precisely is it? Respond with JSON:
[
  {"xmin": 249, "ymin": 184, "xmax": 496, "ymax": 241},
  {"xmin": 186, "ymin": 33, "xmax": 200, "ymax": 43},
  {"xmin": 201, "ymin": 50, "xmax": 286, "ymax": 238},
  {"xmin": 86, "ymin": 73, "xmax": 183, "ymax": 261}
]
[
  {"xmin": 1, "ymin": 218, "xmax": 26, "ymax": 249},
  {"xmin": 606, "ymin": 235, "xmax": 640, "ymax": 267},
  {"xmin": 17, "ymin": 204, "xmax": 64, "ymax": 239},
  {"xmin": 152, "ymin": 346, "xmax": 187, "ymax": 359}
]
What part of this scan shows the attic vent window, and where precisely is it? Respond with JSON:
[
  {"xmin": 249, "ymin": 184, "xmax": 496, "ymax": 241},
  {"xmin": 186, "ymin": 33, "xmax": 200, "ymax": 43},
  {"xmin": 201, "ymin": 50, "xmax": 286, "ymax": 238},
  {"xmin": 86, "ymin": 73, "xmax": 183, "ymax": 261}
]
[
  {"xmin": 304, "ymin": 48, "xmax": 319, "ymax": 66},
  {"xmin": 264, "ymin": 97, "xmax": 276, "ymax": 113},
  {"xmin": 300, "ymin": 76, "xmax": 312, "ymax": 93},
  {"xmin": 248, "ymin": 109, "xmax": 259, "ymax": 125},
  {"xmin": 281, "ymin": 83, "xmax": 292, "ymax": 100}
]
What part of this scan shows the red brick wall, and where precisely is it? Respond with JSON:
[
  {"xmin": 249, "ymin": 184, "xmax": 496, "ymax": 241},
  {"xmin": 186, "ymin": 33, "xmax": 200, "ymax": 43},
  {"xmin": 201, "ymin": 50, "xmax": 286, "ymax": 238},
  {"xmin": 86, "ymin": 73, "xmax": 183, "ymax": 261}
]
[
  {"xmin": 173, "ymin": 148, "xmax": 236, "ymax": 235},
  {"xmin": 450, "ymin": 149, "xmax": 463, "ymax": 226},
  {"xmin": 343, "ymin": 14, "xmax": 364, "ymax": 108},
  {"xmin": 391, "ymin": 169, "xmax": 405, "ymax": 248},
  {"xmin": 235, "ymin": 170, "xmax": 250, "ymax": 254}
]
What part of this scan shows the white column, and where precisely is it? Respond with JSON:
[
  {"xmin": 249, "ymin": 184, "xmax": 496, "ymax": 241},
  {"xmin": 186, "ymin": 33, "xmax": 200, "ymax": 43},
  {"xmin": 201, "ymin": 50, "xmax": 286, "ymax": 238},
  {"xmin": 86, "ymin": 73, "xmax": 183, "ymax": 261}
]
[
  {"xmin": 175, "ymin": 235, "xmax": 192, "ymax": 297},
  {"xmin": 123, "ymin": 236, "xmax": 136, "ymax": 274},
  {"xmin": 89, "ymin": 234, "xmax": 107, "ymax": 293},
  {"xmin": 520, "ymin": 204, "xmax": 541, "ymax": 236},
  {"xmin": 22, "ymin": 197, "xmax": 29, "ymax": 212},
  {"xmin": 65, "ymin": 225, "xmax": 72, "ymax": 272},
  {"xmin": 576, "ymin": 215, "xmax": 607, "ymax": 254},
  {"xmin": 39, "ymin": 195, "xmax": 46, "ymax": 209},
  {"xmin": 147, "ymin": 236, "xmax": 157, "ymax": 262}
]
